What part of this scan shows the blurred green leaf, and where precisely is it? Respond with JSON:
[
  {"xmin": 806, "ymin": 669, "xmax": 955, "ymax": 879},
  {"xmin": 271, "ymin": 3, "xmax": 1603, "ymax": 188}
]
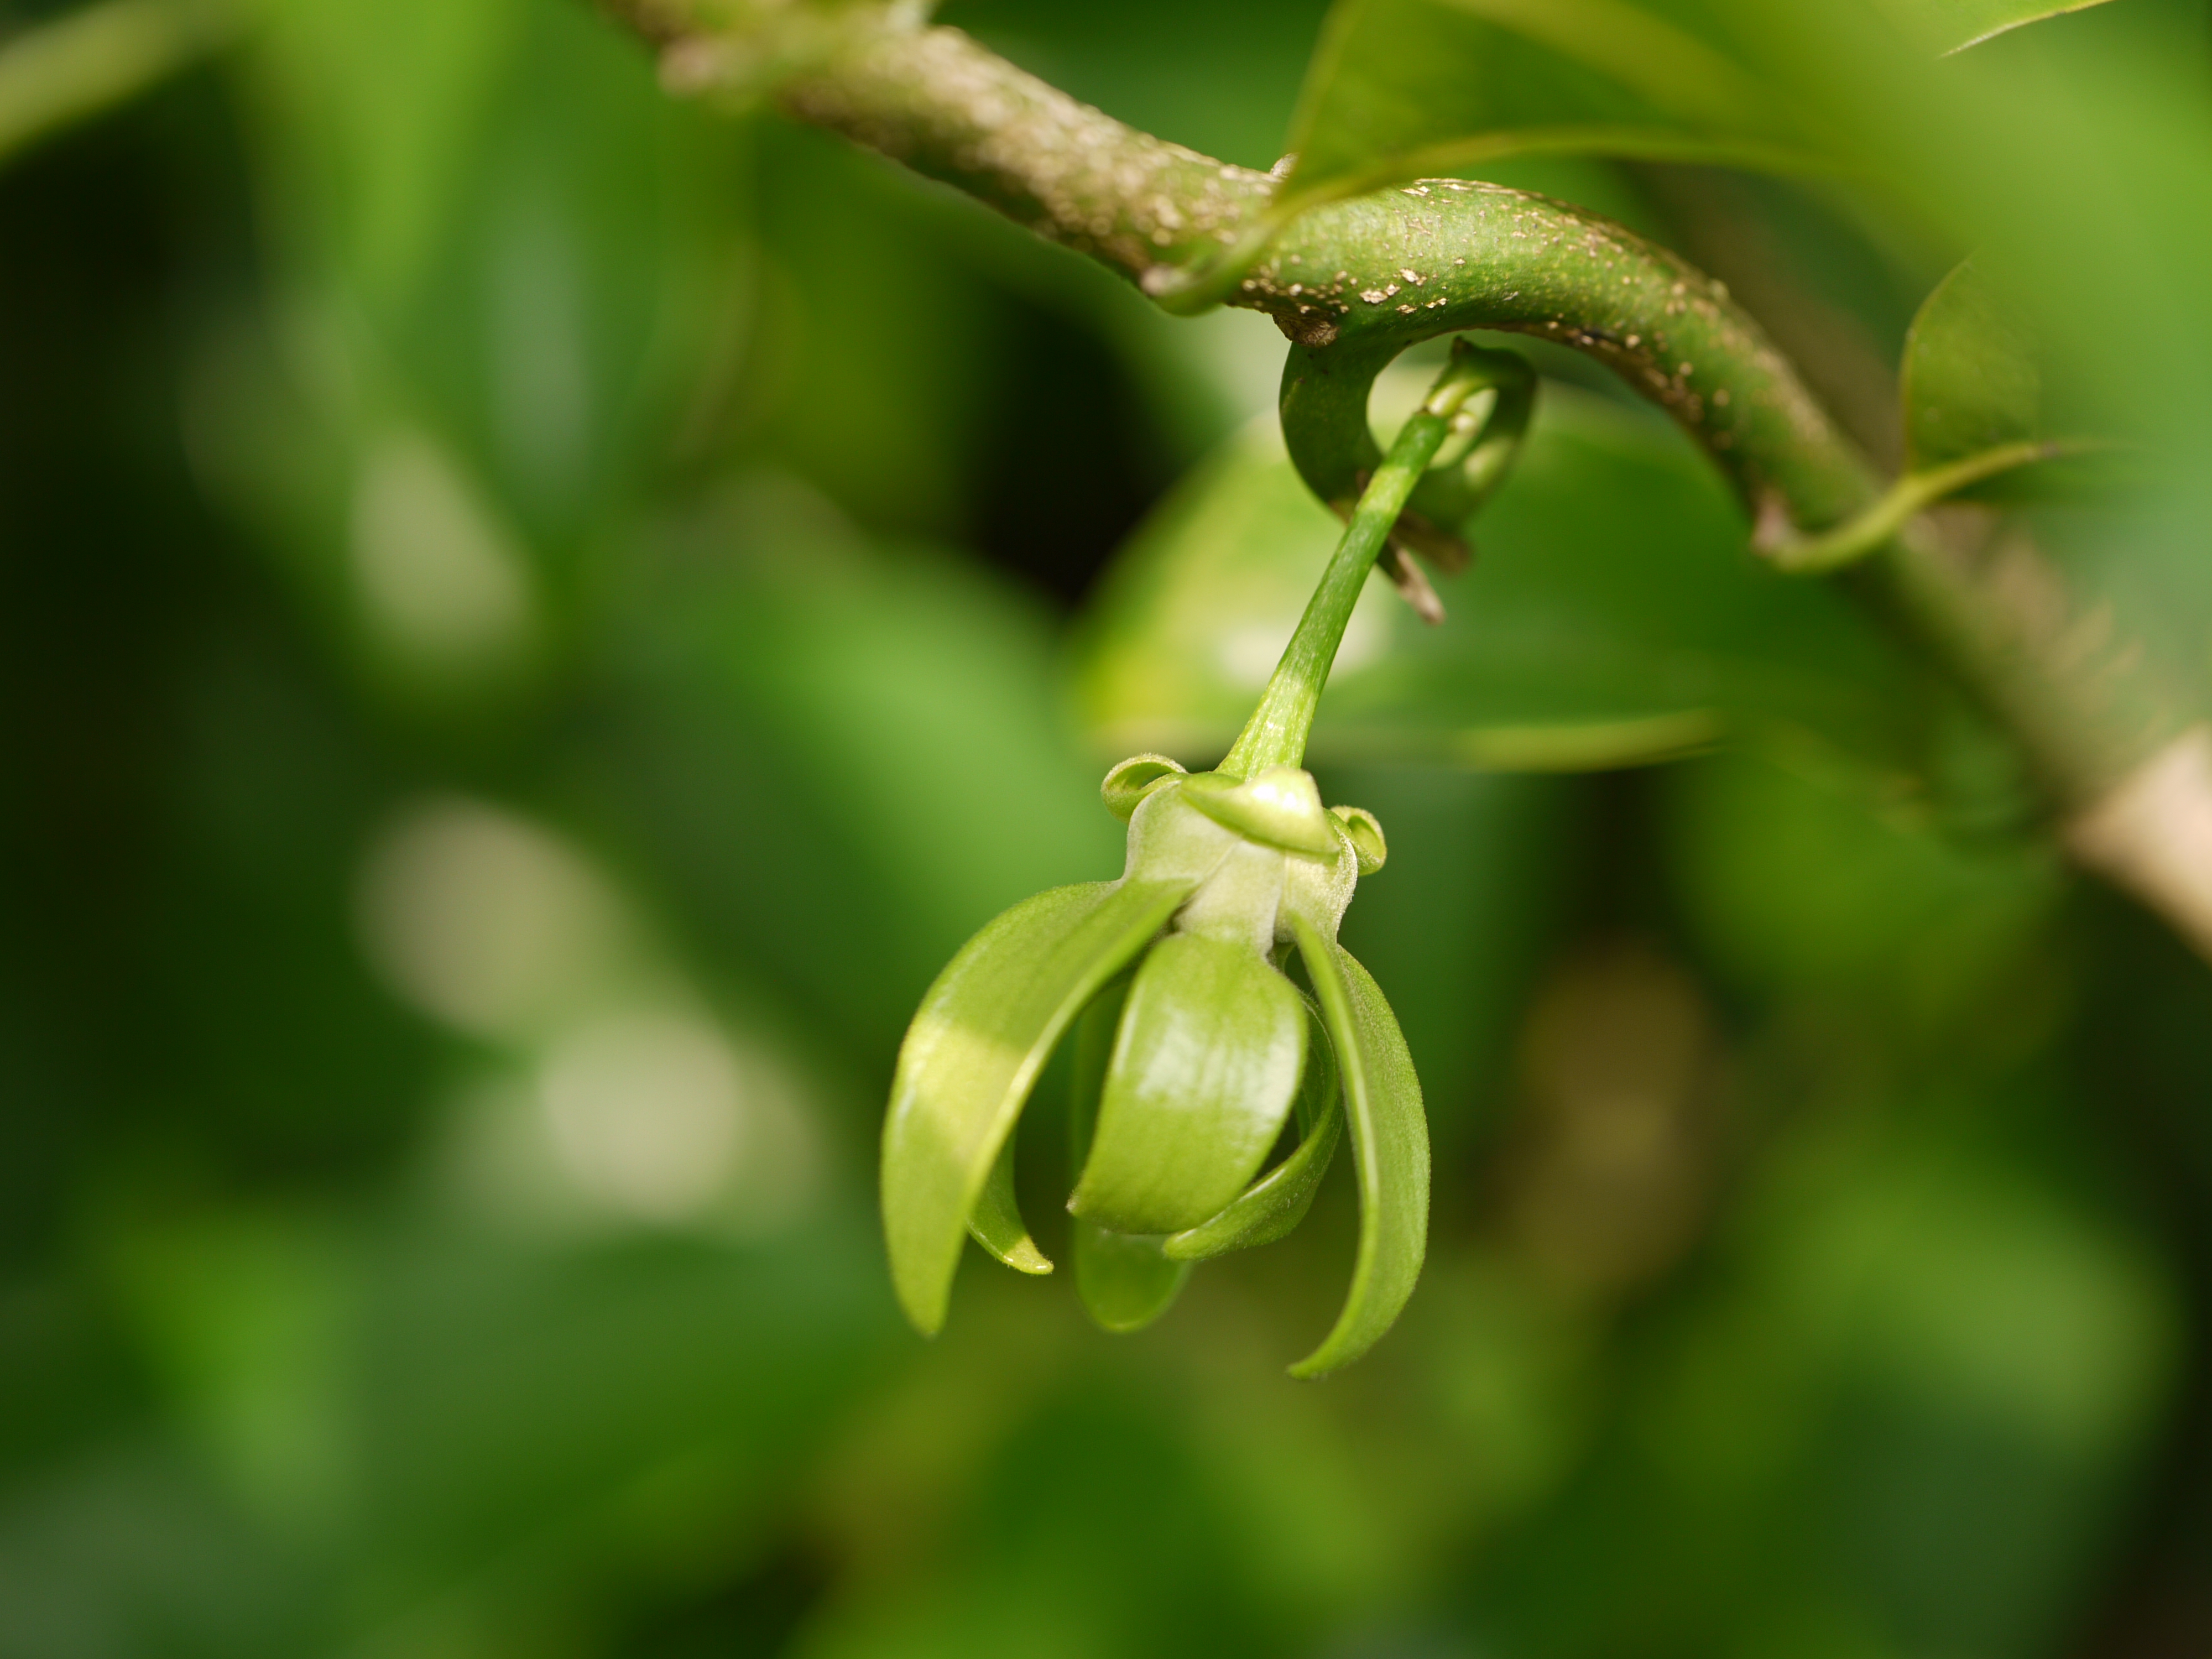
[
  {"xmin": 0, "ymin": 0, "xmax": 230, "ymax": 169},
  {"xmin": 942, "ymin": 0, "xmax": 1334, "ymax": 171},
  {"xmin": 588, "ymin": 484, "xmax": 1129, "ymax": 1049},
  {"xmin": 1077, "ymin": 388, "xmax": 1924, "ymax": 778},
  {"xmin": 330, "ymin": 1228, "xmax": 892, "ymax": 1647},
  {"xmin": 246, "ymin": 0, "xmax": 748, "ymax": 559},
  {"xmin": 1280, "ymin": 0, "xmax": 2116, "ymax": 220},
  {"xmin": 1902, "ymin": 258, "xmax": 2039, "ymax": 472},
  {"xmin": 1472, "ymin": 1094, "xmax": 2178, "ymax": 1658},
  {"xmin": 1663, "ymin": 749, "xmax": 2063, "ymax": 1026},
  {"xmin": 1277, "ymin": 0, "xmax": 1812, "ymax": 218}
]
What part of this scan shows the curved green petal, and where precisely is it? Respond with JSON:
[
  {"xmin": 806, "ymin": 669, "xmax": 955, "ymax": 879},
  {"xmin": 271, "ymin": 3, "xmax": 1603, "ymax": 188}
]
[
  {"xmin": 1164, "ymin": 1004, "xmax": 1341, "ymax": 1262},
  {"xmin": 1070, "ymin": 933, "xmax": 1306, "ymax": 1235},
  {"xmin": 882, "ymin": 878, "xmax": 1192, "ymax": 1334},
  {"xmin": 1073, "ymin": 1219, "xmax": 1190, "ymax": 1332},
  {"xmin": 1066, "ymin": 975, "xmax": 1186, "ymax": 1329},
  {"xmin": 968, "ymin": 1135, "xmax": 1051, "ymax": 1275},
  {"xmin": 1287, "ymin": 915, "xmax": 1430, "ymax": 1379}
]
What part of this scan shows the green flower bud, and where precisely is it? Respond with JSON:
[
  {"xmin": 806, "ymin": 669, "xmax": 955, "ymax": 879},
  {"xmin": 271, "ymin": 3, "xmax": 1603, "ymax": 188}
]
[
  {"xmin": 879, "ymin": 754, "xmax": 1428, "ymax": 1378},
  {"xmin": 880, "ymin": 343, "xmax": 1515, "ymax": 1376}
]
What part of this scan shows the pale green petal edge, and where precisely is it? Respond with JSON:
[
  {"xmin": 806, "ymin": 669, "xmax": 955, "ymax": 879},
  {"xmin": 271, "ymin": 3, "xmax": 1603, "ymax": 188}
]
[
  {"xmin": 969, "ymin": 1135, "xmax": 1052, "ymax": 1275},
  {"xmin": 1286, "ymin": 915, "xmax": 1430, "ymax": 1379},
  {"xmin": 881, "ymin": 878, "xmax": 1191, "ymax": 1334}
]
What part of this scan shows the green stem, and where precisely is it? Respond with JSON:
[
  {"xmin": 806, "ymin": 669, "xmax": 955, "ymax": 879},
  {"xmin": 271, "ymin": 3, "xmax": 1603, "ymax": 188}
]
[
  {"xmin": 1146, "ymin": 124, "xmax": 1833, "ymax": 317},
  {"xmin": 1218, "ymin": 347, "xmax": 1488, "ymax": 779},
  {"xmin": 1763, "ymin": 439, "xmax": 2108, "ymax": 576}
]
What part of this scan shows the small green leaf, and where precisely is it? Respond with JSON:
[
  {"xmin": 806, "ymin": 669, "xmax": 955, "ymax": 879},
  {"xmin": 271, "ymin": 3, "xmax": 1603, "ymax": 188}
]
[
  {"xmin": 968, "ymin": 1136, "xmax": 1051, "ymax": 1275},
  {"xmin": 882, "ymin": 878, "xmax": 1192, "ymax": 1335},
  {"xmin": 1287, "ymin": 914, "xmax": 1430, "ymax": 1379},
  {"xmin": 1269, "ymin": 0, "xmax": 2080, "ymax": 235},
  {"xmin": 1902, "ymin": 259, "xmax": 2040, "ymax": 474},
  {"xmin": 1165, "ymin": 1005, "xmax": 1343, "ymax": 1261},
  {"xmin": 1071, "ymin": 934, "xmax": 1308, "ymax": 1235},
  {"xmin": 1072, "ymin": 1221, "xmax": 1191, "ymax": 1332}
]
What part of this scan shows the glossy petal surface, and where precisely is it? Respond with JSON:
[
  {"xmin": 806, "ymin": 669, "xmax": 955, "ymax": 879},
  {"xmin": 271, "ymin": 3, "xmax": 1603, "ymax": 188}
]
[
  {"xmin": 1288, "ymin": 914, "xmax": 1430, "ymax": 1379},
  {"xmin": 882, "ymin": 878, "xmax": 1191, "ymax": 1334},
  {"xmin": 1165, "ymin": 1005, "xmax": 1342, "ymax": 1261},
  {"xmin": 1071, "ymin": 933, "xmax": 1307, "ymax": 1235}
]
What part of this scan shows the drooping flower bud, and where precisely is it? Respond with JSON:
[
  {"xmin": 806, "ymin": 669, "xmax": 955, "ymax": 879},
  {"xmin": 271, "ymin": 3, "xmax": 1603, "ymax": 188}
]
[
  {"xmin": 881, "ymin": 339, "xmax": 1528, "ymax": 1375},
  {"xmin": 880, "ymin": 753, "xmax": 1426, "ymax": 1377}
]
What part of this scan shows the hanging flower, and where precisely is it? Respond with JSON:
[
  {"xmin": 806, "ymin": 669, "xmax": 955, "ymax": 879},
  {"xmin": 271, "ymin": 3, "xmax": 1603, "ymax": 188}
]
[
  {"xmin": 881, "ymin": 749, "xmax": 1417, "ymax": 1376},
  {"xmin": 880, "ymin": 338, "xmax": 1530, "ymax": 1374}
]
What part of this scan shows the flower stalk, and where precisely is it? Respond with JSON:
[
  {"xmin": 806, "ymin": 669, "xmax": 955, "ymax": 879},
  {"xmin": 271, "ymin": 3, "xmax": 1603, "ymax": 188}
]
[{"xmin": 1220, "ymin": 339, "xmax": 1517, "ymax": 778}]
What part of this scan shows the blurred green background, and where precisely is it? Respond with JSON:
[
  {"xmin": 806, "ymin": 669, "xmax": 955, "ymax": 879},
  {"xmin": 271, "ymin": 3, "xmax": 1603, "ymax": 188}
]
[{"xmin": 6, "ymin": 0, "xmax": 2212, "ymax": 1654}]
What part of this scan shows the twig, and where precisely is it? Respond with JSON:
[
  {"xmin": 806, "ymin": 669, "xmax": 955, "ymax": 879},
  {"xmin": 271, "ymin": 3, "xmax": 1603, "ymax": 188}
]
[{"xmin": 600, "ymin": 0, "xmax": 2212, "ymax": 963}]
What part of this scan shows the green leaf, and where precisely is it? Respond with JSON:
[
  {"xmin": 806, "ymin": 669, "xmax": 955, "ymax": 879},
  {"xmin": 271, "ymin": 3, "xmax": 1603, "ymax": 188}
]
[
  {"xmin": 1287, "ymin": 915, "xmax": 1429, "ymax": 1378},
  {"xmin": 249, "ymin": 0, "xmax": 757, "ymax": 558},
  {"xmin": 1071, "ymin": 933, "xmax": 1308, "ymax": 1235},
  {"xmin": 881, "ymin": 879, "xmax": 1192, "ymax": 1335},
  {"xmin": 0, "ymin": 0, "xmax": 230, "ymax": 173},
  {"xmin": 1901, "ymin": 258, "xmax": 2040, "ymax": 473},
  {"xmin": 1277, "ymin": 0, "xmax": 1811, "ymax": 216},
  {"xmin": 968, "ymin": 1136, "xmax": 1052, "ymax": 1275},
  {"xmin": 1164, "ymin": 1003, "xmax": 1343, "ymax": 1261},
  {"xmin": 1272, "ymin": 0, "xmax": 2101, "ymax": 232},
  {"xmin": 1075, "ymin": 392, "xmax": 1923, "ymax": 778}
]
